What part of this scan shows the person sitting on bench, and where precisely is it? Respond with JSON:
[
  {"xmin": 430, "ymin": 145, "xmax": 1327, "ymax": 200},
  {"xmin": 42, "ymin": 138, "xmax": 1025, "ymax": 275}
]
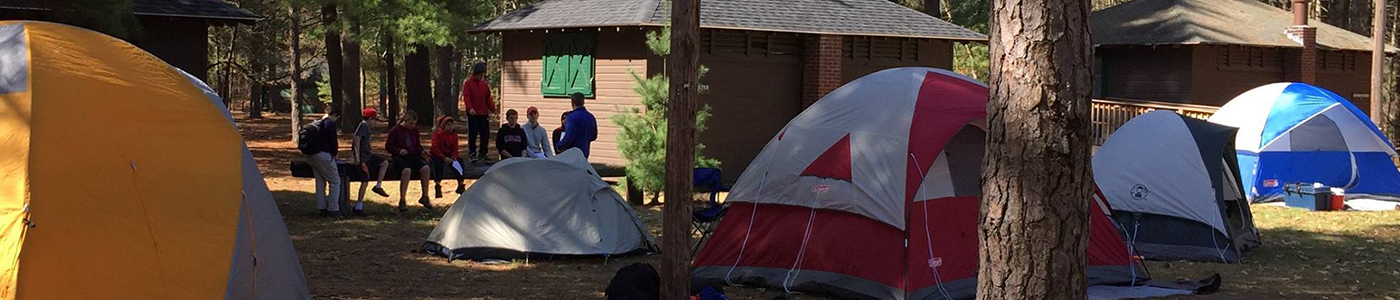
[
  {"xmin": 386, "ymin": 110, "xmax": 434, "ymax": 212},
  {"xmin": 430, "ymin": 116, "xmax": 466, "ymax": 198},
  {"xmin": 352, "ymin": 108, "xmax": 391, "ymax": 216},
  {"xmin": 553, "ymin": 111, "xmax": 569, "ymax": 153},
  {"xmin": 496, "ymin": 109, "xmax": 528, "ymax": 159}
]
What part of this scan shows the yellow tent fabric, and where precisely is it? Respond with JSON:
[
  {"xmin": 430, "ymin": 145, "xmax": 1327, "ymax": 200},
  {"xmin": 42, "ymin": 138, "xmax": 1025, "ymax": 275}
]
[{"xmin": 0, "ymin": 21, "xmax": 310, "ymax": 300}]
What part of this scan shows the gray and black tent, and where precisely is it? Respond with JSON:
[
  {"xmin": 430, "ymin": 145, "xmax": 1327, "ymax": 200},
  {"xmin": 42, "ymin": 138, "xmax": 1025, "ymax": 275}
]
[
  {"xmin": 1093, "ymin": 111, "xmax": 1261, "ymax": 263},
  {"xmin": 424, "ymin": 149, "xmax": 656, "ymax": 260}
]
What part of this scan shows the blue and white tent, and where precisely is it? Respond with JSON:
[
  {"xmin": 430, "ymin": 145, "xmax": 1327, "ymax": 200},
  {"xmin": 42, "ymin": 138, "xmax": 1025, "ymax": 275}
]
[{"xmin": 1208, "ymin": 83, "xmax": 1400, "ymax": 203}]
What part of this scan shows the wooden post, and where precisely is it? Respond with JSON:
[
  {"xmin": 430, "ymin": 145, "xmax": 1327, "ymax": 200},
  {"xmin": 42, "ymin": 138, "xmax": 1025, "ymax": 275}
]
[
  {"xmin": 978, "ymin": 0, "xmax": 1094, "ymax": 299},
  {"xmin": 661, "ymin": 0, "xmax": 700, "ymax": 298},
  {"xmin": 1372, "ymin": 0, "xmax": 1386, "ymax": 124}
]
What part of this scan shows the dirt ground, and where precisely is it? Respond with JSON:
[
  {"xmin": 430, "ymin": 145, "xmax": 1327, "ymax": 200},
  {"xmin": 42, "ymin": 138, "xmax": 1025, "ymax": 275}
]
[{"xmin": 239, "ymin": 112, "xmax": 1400, "ymax": 300}]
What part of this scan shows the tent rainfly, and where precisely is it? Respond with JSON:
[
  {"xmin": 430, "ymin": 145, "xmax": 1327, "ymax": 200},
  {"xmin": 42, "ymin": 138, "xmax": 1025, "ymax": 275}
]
[
  {"xmin": 0, "ymin": 21, "xmax": 310, "ymax": 299},
  {"xmin": 1094, "ymin": 111, "xmax": 1261, "ymax": 263},
  {"xmin": 424, "ymin": 149, "xmax": 656, "ymax": 260}
]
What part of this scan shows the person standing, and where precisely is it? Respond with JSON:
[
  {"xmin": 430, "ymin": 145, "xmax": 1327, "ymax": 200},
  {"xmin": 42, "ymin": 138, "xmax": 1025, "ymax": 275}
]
[
  {"xmin": 558, "ymin": 92, "xmax": 598, "ymax": 158},
  {"xmin": 351, "ymin": 108, "xmax": 391, "ymax": 216},
  {"xmin": 429, "ymin": 116, "xmax": 466, "ymax": 198},
  {"xmin": 460, "ymin": 62, "xmax": 496, "ymax": 162},
  {"xmin": 496, "ymin": 109, "xmax": 528, "ymax": 159},
  {"xmin": 303, "ymin": 109, "xmax": 342, "ymax": 217},
  {"xmin": 553, "ymin": 111, "xmax": 569, "ymax": 153},
  {"xmin": 385, "ymin": 110, "xmax": 435, "ymax": 212},
  {"xmin": 522, "ymin": 106, "xmax": 554, "ymax": 158}
]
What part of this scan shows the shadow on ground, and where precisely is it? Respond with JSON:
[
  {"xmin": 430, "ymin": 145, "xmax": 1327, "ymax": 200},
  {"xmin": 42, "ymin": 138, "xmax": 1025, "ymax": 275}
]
[{"xmin": 1146, "ymin": 207, "xmax": 1400, "ymax": 300}]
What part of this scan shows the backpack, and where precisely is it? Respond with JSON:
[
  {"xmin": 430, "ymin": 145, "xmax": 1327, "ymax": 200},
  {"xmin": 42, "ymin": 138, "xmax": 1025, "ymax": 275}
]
[
  {"xmin": 604, "ymin": 263, "xmax": 660, "ymax": 300},
  {"xmin": 297, "ymin": 120, "xmax": 323, "ymax": 155}
]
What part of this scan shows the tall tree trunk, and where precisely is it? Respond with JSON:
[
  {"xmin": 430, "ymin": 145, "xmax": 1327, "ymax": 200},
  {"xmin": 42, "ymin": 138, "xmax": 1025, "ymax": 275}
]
[
  {"xmin": 925, "ymin": 0, "xmax": 941, "ymax": 17},
  {"xmin": 383, "ymin": 32, "xmax": 399, "ymax": 125},
  {"xmin": 343, "ymin": 23, "xmax": 363, "ymax": 127},
  {"xmin": 249, "ymin": 44, "xmax": 264, "ymax": 119},
  {"xmin": 406, "ymin": 44, "xmax": 434, "ymax": 126},
  {"xmin": 322, "ymin": 4, "xmax": 348, "ymax": 132},
  {"xmin": 433, "ymin": 45, "xmax": 460, "ymax": 120},
  {"xmin": 289, "ymin": 6, "xmax": 304, "ymax": 144},
  {"xmin": 1373, "ymin": 0, "xmax": 1387, "ymax": 125},
  {"xmin": 979, "ymin": 0, "xmax": 1094, "ymax": 299},
  {"xmin": 222, "ymin": 26, "xmax": 236, "ymax": 108},
  {"xmin": 662, "ymin": 0, "xmax": 700, "ymax": 298}
]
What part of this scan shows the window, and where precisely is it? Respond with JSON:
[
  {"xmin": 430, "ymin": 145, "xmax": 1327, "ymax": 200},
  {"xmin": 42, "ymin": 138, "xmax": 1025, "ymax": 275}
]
[{"xmin": 541, "ymin": 32, "xmax": 595, "ymax": 97}]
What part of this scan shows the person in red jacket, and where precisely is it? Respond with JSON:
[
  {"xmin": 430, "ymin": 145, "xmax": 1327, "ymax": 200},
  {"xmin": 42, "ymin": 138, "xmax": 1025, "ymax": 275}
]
[
  {"xmin": 429, "ymin": 116, "xmax": 465, "ymax": 198},
  {"xmin": 460, "ymin": 62, "xmax": 496, "ymax": 161},
  {"xmin": 385, "ymin": 110, "xmax": 434, "ymax": 212}
]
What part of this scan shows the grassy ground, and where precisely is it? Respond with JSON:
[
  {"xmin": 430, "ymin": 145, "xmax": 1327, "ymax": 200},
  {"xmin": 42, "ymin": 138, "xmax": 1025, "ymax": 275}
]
[{"xmin": 240, "ymin": 113, "xmax": 1400, "ymax": 300}]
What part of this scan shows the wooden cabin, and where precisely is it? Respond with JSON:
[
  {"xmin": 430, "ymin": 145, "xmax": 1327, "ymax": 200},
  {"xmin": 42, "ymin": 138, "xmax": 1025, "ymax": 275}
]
[
  {"xmin": 0, "ymin": 0, "xmax": 258, "ymax": 81},
  {"xmin": 471, "ymin": 0, "xmax": 986, "ymax": 180},
  {"xmin": 1090, "ymin": 0, "xmax": 1392, "ymax": 108}
]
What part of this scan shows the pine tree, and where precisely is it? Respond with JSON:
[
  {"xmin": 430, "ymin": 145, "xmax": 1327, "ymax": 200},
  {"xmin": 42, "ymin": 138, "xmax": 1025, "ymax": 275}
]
[{"xmin": 613, "ymin": 29, "xmax": 719, "ymax": 201}]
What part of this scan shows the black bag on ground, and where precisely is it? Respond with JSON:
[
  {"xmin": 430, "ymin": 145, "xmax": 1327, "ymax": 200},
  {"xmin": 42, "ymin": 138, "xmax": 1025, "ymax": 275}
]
[
  {"xmin": 604, "ymin": 262, "xmax": 659, "ymax": 300},
  {"xmin": 297, "ymin": 121, "xmax": 322, "ymax": 155}
]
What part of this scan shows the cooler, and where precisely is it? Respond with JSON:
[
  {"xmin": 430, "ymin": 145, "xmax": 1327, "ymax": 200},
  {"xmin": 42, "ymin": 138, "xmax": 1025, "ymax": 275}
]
[{"xmin": 1282, "ymin": 183, "xmax": 1344, "ymax": 211}]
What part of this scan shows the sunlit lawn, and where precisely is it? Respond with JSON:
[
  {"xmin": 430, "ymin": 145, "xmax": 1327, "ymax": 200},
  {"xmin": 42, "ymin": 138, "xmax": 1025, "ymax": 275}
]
[{"xmin": 244, "ymin": 113, "xmax": 1400, "ymax": 300}]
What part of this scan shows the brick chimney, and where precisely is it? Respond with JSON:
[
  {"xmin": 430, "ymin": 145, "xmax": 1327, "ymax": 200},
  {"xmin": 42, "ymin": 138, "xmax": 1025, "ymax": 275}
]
[
  {"xmin": 803, "ymin": 34, "xmax": 843, "ymax": 108},
  {"xmin": 1286, "ymin": 0, "xmax": 1318, "ymax": 84}
]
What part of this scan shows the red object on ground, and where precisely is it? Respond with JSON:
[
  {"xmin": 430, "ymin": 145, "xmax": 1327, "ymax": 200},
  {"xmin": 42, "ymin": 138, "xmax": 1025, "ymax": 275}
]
[{"xmin": 1330, "ymin": 194, "xmax": 1345, "ymax": 211}]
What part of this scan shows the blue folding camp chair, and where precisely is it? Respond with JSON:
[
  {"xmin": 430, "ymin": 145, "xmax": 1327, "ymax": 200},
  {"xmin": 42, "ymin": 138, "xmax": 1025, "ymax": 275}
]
[{"xmin": 692, "ymin": 168, "xmax": 730, "ymax": 255}]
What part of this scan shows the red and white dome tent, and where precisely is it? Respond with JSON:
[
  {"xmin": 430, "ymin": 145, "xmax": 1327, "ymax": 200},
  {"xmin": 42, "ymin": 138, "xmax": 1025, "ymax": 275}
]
[{"xmin": 690, "ymin": 68, "xmax": 1166, "ymax": 300}]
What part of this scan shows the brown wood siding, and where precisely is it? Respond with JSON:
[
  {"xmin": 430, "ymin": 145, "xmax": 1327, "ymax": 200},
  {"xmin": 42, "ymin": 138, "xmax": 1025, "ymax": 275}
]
[
  {"xmin": 1096, "ymin": 46, "xmax": 1193, "ymax": 103},
  {"xmin": 136, "ymin": 17, "xmax": 210, "ymax": 81},
  {"xmin": 840, "ymin": 37, "xmax": 954, "ymax": 83},
  {"xmin": 1313, "ymin": 50, "xmax": 1373, "ymax": 110},
  {"xmin": 1188, "ymin": 45, "xmax": 1283, "ymax": 106},
  {"xmin": 1187, "ymin": 45, "xmax": 1371, "ymax": 108},
  {"xmin": 698, "ymin": 29, "xmax": 805, "ymax": 181},
  {"xmin": 499, "ymin": 28, "xmax": 649, "ymax": 165}
]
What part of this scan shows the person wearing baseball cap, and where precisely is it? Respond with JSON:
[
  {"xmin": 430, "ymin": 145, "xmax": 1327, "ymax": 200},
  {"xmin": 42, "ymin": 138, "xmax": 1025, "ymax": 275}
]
[
  {"xmin": 351, "ymin": 107, "xmax": 390, "ymax": 216},
  {"xmin": 522, "ymin": 106, "xmax": 554, "ymax": 158}
]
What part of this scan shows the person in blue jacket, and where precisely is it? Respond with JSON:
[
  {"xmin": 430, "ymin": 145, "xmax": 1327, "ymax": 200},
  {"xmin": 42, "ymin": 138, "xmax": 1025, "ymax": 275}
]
[{"xmin": 557, "ymin": 92, "xmax": 598, "ymax": 158}]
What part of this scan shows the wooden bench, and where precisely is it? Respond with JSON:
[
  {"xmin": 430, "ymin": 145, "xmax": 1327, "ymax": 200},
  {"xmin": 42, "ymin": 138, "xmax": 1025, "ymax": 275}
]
[{"xmin": 288, "ymin": 159, "xmax": 628, "ymax": 208}]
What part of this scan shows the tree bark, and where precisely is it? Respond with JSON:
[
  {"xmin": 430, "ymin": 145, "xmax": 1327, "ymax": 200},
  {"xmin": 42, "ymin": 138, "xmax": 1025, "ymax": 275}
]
[
  {"xmin": 342, "ymin": 22, "xmax": 363, "ymax": 129},
  {"xmin": 322, "ymin": 4, "xmax": 348, "ymax": 132},
  {"xmin": 978, "ymin": 0, "xmax": 1094, "ymax": 299},
  {"xmin": 406, "ymin": 44, "xmax": 434, "ymax": 126},
  {"xmin": 433, "ymin": 45, "xmax": 460, "ymax": 120},
  {"xmin": 383, "ymin": 32, "xmax": 399, "ymax": 125},
  {"xmin": 662, "ymin": 0, "xmax": 700, "ymax": 298},
  {"xmin": 289, "ymin": 6, "xmax": 304, "ymax": 144},
  {"xmin": 1373, "ymin": 0, "xmax": 1387, "ymax": 126},
  {"xmin": 222, "ymin": 26, "xmax": 236, "ymax": 108}
]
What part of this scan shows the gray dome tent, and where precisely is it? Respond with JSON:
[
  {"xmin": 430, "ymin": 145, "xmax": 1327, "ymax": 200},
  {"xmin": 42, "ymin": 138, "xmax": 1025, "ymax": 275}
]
[
  {"xmin": 424, "ymin": 149, "xmax": 656, "ymax": 260},
  {"xmin": 1093, "ymin": 111, "xmax": 1261, "ymax": 263}
]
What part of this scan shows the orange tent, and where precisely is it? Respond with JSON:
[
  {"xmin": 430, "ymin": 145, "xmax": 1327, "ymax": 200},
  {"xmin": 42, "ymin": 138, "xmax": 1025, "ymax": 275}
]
[{"xmin": 0, "ymin": 21, "xmax": 310, "ymax": 299}]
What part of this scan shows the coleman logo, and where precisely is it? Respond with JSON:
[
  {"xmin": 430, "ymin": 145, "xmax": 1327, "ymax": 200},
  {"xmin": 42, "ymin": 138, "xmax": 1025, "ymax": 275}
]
[
  {"xmin": 1263, "ymin": 179, "xmax": 1279, "ymax": 187},
  {"xmin": 1130, "ymin": 184, "xmax": 1149, "ymax": 200},
  {"xmin": 813, "ymin": 185, "xmax": 830, "ymax": 193}
]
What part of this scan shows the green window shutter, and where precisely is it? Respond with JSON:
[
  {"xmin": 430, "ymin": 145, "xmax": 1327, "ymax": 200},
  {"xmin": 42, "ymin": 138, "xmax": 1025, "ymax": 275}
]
[
  {"xmin": 568, "ymin": 33, "xmax": 595, "ymax": 97},
  {"xmin": 541, "ymin": 34, "xmax": 569, "ymax": 97}
]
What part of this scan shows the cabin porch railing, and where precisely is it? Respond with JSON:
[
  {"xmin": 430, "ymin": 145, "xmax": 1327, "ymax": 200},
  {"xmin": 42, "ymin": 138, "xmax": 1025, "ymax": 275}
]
[{"xmin": 1091, "ymin": 98, "xmax": 1220, "ymax": 145}]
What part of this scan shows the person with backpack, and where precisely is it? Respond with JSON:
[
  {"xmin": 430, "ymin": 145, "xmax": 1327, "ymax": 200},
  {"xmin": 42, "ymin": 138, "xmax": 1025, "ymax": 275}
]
[
  {"xmin": 352, "ymin": 108, "xmax": 391, "ymax": 216},
  {"xmin": 386, "ymin": 110, "xmax": 435, "ymax": 212},
  {"xmin": 429, "ymin": 116, "xmax": 466, "ymax": 198},
  {"xmin": 300, "ymin": 108, "xmax": 342, "ymax": 217}
]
